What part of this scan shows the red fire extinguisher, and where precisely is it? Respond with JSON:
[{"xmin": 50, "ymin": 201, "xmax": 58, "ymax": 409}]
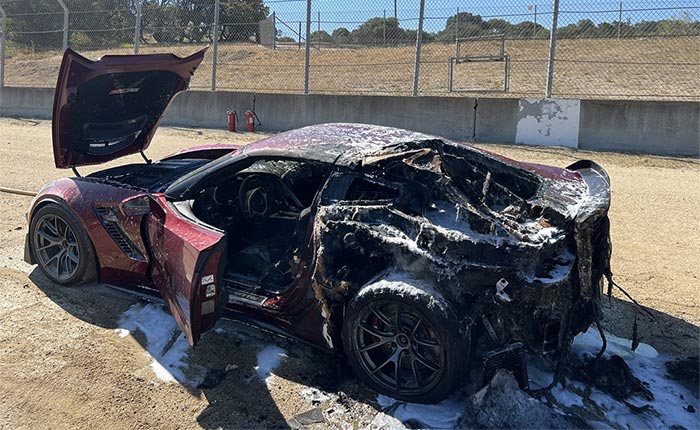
[
  {"xmin": 227, "ymin": 111, "xmax": 237, "ymax": 132},
  {"xmin": 245, "ymin": 110, "xmax": 255, "ymax": 133}
]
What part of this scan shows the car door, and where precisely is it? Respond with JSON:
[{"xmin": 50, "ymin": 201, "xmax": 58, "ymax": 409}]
[{"xmin": 121, "ymin": 194, "xmax": 227, "ymax": 347}]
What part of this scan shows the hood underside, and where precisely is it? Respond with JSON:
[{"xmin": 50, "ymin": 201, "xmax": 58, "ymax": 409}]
[{"xmin": 52, "ymin": 48, "xmax": 206, "ymax": 169}]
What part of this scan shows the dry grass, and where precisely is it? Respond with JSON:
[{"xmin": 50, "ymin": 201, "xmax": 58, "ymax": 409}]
[{"xmin": 3, "ymin": 37, "xmax": 699, "ymax": 99}]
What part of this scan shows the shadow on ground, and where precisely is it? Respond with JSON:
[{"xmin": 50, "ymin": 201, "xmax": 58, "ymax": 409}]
[
  {"xmin": 29, "ymin": 267, "xmax": 699, "ymax": 429},
  {"xmin": 29, "ymin": 269, "xmax": 382, "ymax": 430}
]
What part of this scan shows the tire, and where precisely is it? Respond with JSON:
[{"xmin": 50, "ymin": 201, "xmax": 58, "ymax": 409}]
[
  {"xmin": 341, "ymin": 278, "xmax": 469, "ymax": 403},
  {"xmin": 29, "ymin": 203, "xmax": 96, "ymax": 286}
]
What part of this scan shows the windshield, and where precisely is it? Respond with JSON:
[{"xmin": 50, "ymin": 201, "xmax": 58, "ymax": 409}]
[{"xmin": 165, "ymin": 150, "xmax": 246, "ymax": 199}]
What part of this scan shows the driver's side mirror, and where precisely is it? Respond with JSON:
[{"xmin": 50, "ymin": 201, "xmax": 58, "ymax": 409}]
[{"xmin": 120, "ymin": 194, "xmax": 156, "ymax": 217}]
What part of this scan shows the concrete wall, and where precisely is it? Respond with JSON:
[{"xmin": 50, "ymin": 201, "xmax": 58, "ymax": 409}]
[
  {"xmin": 0, "ymin": 87, "xmax": 54, "ymax": 119},
  {"xmin": 474, "ymin": 97, "xmax": 518, "ymax": 143},
  {"xmin": 164, "ymin": 92, "xmax": 476, "ymax": 141},
  {"xmin": 1, "ymin": 86, "xmax": 697, "ymax": 157},
  {"xmin": 578, "ymin": 100, "xmax": 700, "ymax": 157}
]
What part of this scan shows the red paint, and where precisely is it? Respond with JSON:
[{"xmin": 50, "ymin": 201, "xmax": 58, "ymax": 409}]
[{"xmin": 145, "ymin": 194, "xmax": 225, "ymax": 346}]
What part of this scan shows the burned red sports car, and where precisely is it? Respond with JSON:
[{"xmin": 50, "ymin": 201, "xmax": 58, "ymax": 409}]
[{"xmin": 25, "ymin": 48, "xmax": 612, "ymax": 403}]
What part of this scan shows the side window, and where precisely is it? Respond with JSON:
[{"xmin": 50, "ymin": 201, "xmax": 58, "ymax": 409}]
[{"xmin": 346, "ymin": 177, "xmax": 400, "ymax": 201}]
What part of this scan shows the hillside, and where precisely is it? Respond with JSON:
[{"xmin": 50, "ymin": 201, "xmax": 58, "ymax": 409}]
[{"xmin": 3, "ymin": 37, "xmax": 698, "ymax": 100}]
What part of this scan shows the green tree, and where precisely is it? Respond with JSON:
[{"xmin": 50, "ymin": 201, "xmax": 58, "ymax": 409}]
[
  {"xmin": 142, "ymin": 1, "xmax": 181, "ymax": 44},
  {"xmin": 310, "ymin": 30, "xmax": 332, "ymax": 43},
  {"xmin": 69, "ymin": 0, "xmax": 135, "ymax": 47},
  {"xmin": 436, "ymin": 12, "xmax": 487, "ymax": 42},
  {"xmin": 350, "ymin": 17, "xmax": 410, "ymax": 45},
  {"xmin": 4, "ymin": 0, "xmax": 136, "ymax": 50},
  {"xmin": 219, "ymin": 0, "xmax": 270, "ymax": 42},
  {"xmin": 484, "ymin": 19, "xmax": 511, "ymax": 35},
  {"xmin": 332, "ymin": 27, "xmax": 351, "ymax": 44}
]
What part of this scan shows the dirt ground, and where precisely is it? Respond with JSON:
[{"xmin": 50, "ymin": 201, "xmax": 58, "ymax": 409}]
[{"xmin": 0, "ymin": 117, "xmax": 697, "ymax": 429}]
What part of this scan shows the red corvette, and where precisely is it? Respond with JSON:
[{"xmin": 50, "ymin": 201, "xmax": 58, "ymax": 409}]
[{"xmin": 25, "ymin": 48, "xmax": 612, "ymax": 403}]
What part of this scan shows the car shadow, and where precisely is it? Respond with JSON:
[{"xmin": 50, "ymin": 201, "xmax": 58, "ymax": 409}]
[
  {"xmin": 600, "ymin": 293, "xmax": 699, "ymax": 357},
  {"xmin": 28, "ymin": 268, "xmax": 381, "ymax": 429},
  {"xmin": 28, "ymin": 268, "xmax": 699, "ymax": 429}
]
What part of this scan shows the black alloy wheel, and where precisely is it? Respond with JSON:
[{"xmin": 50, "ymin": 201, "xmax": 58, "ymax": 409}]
[
  {"xmin": 30, "ymin": 204, "xmax": 95, "ymax": 285},
  {"xmin": 342, "ymin": 281, "xmax": 467, "ymax": 403}
]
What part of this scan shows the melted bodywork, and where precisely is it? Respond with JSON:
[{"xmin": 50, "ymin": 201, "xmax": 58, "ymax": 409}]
[{"xmin": 277, "ymin": 125, "xmax": 614, "ymax": 360}]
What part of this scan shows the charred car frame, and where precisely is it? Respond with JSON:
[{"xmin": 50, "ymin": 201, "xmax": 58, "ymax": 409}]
[{"xmin": 25, "ymin": 48, "xmax": 612, "ymax": 403}]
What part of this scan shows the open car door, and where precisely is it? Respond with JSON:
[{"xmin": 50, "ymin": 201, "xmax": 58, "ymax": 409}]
[{"xmin": 121, "ymin": 194, "xmax": 227, "ymax": 347}]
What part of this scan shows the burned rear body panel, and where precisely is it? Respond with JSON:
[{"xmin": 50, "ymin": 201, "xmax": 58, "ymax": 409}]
[{"xmin": 306, "ymin": 136, "xmax": 611, "ymax": 357}]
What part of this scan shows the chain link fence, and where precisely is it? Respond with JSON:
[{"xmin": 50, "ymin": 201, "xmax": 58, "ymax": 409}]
[{"xmin": 0, "ymin": 0, "xmax": 697, "ymax": 100}]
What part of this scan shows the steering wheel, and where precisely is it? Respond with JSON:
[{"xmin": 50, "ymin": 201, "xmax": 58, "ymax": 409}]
[{"xmin": 238, "ymin": 174, "xmax": 280, "ymax": 223}]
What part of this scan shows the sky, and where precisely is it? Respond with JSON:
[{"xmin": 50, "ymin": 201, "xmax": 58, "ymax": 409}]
[{"xmin": 266, "ymin": 0, "xmax": 700, "ymax": 35}]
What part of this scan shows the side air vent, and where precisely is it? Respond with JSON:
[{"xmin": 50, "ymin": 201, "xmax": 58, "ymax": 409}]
[{"xmin": 94, "ymin": 206, "xmax": 146, "ymax": 261}]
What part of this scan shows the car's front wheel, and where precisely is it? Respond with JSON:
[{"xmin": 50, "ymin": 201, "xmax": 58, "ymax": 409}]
[
  {"xmin": 342, "ymin": 278, "xmax": 469, "ymax": 403},
  {"xmin": 29, "ymin": 203, "xmax": 96, "ymax": 285}
]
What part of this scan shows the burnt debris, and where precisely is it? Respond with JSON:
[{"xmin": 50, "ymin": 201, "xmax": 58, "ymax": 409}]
[{"xmin": 309, "ymin": 138, "xmax": 611, "ymax": 359}]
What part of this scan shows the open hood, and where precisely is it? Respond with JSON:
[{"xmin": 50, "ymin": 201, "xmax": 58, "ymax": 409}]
[{"xmin": 52, "ymin": 47, "xmax": 207, "ymax": 168}]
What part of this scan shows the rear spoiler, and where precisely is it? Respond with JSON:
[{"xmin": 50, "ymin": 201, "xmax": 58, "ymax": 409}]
[
  {"xmin": 567, "ymin": 159, "xmax": 611, "ymax": 221},
  {"xmin": 566, "ymin": 160, "xmax": 610, "ymax": 185}
]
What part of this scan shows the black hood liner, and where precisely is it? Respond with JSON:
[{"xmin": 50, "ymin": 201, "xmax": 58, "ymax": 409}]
[{"xmin": 70, "ymin": 70, "xmax": 181, "ymax": 157}]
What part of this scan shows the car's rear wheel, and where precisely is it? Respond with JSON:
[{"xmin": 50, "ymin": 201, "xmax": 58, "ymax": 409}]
[
  {"xmin": 342, "ymin": 279, "xmax": 468, "ymax": 403},
  {"xmin": 30, "ymin": 203, "xmax": 96, "ymax": 285}
]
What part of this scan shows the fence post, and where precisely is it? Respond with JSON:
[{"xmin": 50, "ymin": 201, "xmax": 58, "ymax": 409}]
[
  {"xmin": 272, "ymin": 12, "xmax": 276, "ymax": 50},
  {"xmin": 412, "ymin": 0, "xmax": 425, "ymax": 96},
  {"xmin": 304, "ymin": 0, "xmax": 311, "ymax": 94},
  {"xmin": 134, "ymin": 0, "xmax": 142, "ymax": 54},
  {"xmin": 298, "ymin": 21, "xmax": 302, "ymax": 49},
  {"xmin": 0, "ymin": 4, "xmax": 5, "ymax": 116},
  {"xmin": 383, "ymin": 10, "xmax": 386, "ymax": 47},
  {"xmin": 617, "ymin": 0, "xmax": 622, "ymax": 38},
  {"xmin": 454, "ymin": 7, "xmax": 459, "ymax": 58},
  {"xmin": 545, "ymin": 0, "xmax": 560, "ymax": 98},
  {"xmin": 56, "ymin": 0, "xmax": 69, "ymax": 51},
  {"xmin": 533, "ymin": 5, "xmax": 538, "ymax": 38},
  {"xmin": 212, "ymin": 0, "xmax": 220, "ymax": 91},
  {"xmin": 317, "ymin": 12, "xmax": 321, "ymax": 50},
  {"xmin": 0, "ymin": 5, "xmax": 5, "ymax": 87},
  {"xmin": 455, "ymin": 7, "xmax": 459, "ymax": 39}
]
